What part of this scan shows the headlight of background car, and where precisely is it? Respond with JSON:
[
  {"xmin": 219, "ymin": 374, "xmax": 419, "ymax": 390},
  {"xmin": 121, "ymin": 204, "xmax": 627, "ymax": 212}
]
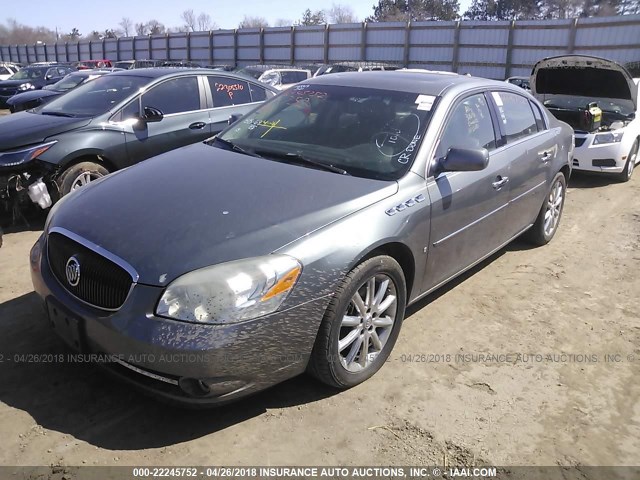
[
  {"xmin": 156, "ymin": 255, "xmax": 302, "ymax": 324},
  {"xmin": 593, "ymin": 131, "xmax": 624, "ymax": 145},
  {"xmin": 18, "ymin": 82, "xmax": 35, "ymax": 91},
  {"xmin": 0, "ymin": 141, "xmax": 57, "ymax": 167}
]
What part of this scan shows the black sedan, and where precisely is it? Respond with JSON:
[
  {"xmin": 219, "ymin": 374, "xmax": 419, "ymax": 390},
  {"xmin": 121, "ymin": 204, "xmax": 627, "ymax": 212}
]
[
  {"xmin": 0, "ymin": 65, "xmax": 75, "ymax": 108},
  {"xmin": 6, "ymin": 69, "xmax": 119, "ymax": 113}
]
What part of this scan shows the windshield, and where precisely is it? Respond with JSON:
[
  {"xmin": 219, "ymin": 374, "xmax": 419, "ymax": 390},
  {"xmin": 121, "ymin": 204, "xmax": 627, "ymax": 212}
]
[
  {"xmin": 217, "ymin": 83, "xmax": 436, "ymax": 180},
  {"xmin": 9, "ymin": 67, "xmax": 47, "ymax": 81},
  {"xmin": 541, "ymin": 94, "xmax": 634, "ymax": 117},
  {"xmin": 51, "ymin": 74, "xmax": 89, "ymax": 91},
  {"xmin": 40, "ymin": 74, "xmax": 150, "ymax": 117}
]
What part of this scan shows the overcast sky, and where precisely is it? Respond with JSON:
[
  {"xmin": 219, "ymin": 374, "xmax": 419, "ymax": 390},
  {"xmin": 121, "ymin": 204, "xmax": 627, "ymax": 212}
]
[{"xmin": 5, "ymin": 0, "xmax": 474, "ymax": 33}]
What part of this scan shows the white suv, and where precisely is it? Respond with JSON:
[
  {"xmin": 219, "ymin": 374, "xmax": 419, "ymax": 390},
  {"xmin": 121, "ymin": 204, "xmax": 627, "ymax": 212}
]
[{"xmin": 0, "ymin": 63, "xmax": 20, "ymax": 81}]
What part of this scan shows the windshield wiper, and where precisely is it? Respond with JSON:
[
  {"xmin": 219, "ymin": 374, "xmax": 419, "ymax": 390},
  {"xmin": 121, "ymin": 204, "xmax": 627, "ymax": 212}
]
[
  {"xmin": 256, "ymin": 150, "xmax": 350, "ymax": 176},
  {"xmin": 211, "ymin": 136, "xmax": 262, "ymax": 158},
  {"xmin": 40, "ymin": 111, "xmax": 76, "ymax": 117}
]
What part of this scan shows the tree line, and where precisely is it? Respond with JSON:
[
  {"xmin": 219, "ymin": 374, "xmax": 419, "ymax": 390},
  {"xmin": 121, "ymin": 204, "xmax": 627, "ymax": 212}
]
[{"xmin": 1, "ymin": 0, "xmax": 638, "ymax": 46}]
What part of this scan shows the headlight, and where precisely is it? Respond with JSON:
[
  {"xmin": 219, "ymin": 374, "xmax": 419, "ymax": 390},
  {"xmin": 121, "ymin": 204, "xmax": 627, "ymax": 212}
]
[
  {"xmin": 0, "ymin": 141, "xmax": 57, "ymax": 167},
  {"xmin": 156, "ymin": 255, "xmax": 302, "ymax": 324},
  {"xmin": 593, "ymin": 131, "xmax": 624, "ymax": 145},
  {"xmin": 18, "ymin": 82, "xmax": 35, "ymax": 91}
]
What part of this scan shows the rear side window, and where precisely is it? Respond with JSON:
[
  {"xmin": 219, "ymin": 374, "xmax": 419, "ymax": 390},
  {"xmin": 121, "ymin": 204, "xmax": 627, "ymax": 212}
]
[
  {"xmin": 492, "ymin": 91, "xmax": 538, "ymax": 142},
  {"xmin": 530, "ymin": 100, "xmax": 546, "ymax": 131},
  {"xmin": 436, "ymin": 93, "xmax": 497, "ymax": 158},
  {"xmin": 249, "ymin": 83, "xmax": 267, "ymax": 102},
  {"xmin": 209, "ymin": 76, "xmax": 252, "ymax": 107},
  {"xmin": 143, "ymin": 77, "xmax": 200, "ymax": 114}
]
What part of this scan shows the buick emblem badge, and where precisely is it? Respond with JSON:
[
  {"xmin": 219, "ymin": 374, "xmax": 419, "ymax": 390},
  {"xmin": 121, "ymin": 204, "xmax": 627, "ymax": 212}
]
[{"xmin": 65, "ymin": 256, "xmax": 81, "ymax": 287}]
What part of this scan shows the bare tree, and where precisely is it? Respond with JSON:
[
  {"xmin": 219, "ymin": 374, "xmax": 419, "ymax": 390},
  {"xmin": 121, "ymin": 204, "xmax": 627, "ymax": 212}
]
[
  {"xmin": 238, "ymin": 16, "xmax": 270, "ymax": 28},
  {"xmin": 274, "ymin": 18, "xmax": 293, "ymax": 27},
  {"xmin": 119, "ymin": 17, "xmax": 133, "ymax": 37},
  {"xmin": 197, "ymin": 12, "xmax": 214, "ymax": 31},
  {"xmin": 181, "ymin": 9, "xmax": 197, "ymax": 31},
  {"xmin": 147, "ymin": 19, "xmax": 166, "ymax": 35},
  {"xmin": 327, "ymin": 3, "xmax": 359, "ymax": 23},
  {"xmin": 135, "ymin": 22, "xmax": 147, "ymax": 35},
  {"xmin": 0, "ymin": 18, "xmax": 57, "ymax": 44}
]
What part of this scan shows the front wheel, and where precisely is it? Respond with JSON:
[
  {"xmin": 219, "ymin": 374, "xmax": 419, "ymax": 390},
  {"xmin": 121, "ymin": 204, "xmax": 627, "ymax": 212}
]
[
  {"xmin": 308, "ymin": 255, "xmax": 406, "ymax": 388},
  {"xmin": 614, "ymin": 140, "xmax": 638, "ymax": 183},
  {"xmin": 58, "ymin": 161, "xmax": 110, "ymax": 197},
  {"xmin": 524, "ymin": 171, "xmax": 567, "ymax": 246}
]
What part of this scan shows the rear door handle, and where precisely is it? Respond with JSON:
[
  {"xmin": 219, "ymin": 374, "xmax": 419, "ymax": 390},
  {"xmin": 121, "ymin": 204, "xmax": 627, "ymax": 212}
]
[
  {"xmin": 539, "ymin": 149, "xmax": 554, "ymax": 162},
  {"xmin": 189, "ymin": 122, "xmax": 206, "ymax": 130},
  {"xmin": 492, "ymin": 176, "xmax": 509, "ymax": 190}
]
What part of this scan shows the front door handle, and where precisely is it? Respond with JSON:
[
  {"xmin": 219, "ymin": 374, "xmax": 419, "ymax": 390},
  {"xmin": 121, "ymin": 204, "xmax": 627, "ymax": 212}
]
[
  {"xmin": 539, "ymin": 150, "xmax": 552, "ymax": 162},
  {"xmin": 189, "ymin": 122, "xmax": 206, "ymax": 130},
  {"xmin": 492, "ymin": 176, "xmax": 509, "ymax": 190}
]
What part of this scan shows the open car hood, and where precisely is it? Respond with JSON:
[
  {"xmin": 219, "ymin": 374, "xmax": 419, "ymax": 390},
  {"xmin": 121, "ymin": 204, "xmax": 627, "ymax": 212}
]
[{"xmin": 531, "ymin": 55, "xmax": 637, "ymax": 109}]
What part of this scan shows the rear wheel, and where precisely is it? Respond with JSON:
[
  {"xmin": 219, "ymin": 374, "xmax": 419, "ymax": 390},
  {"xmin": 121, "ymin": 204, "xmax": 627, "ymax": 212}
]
[
  {"xmin": 615, "ymin": 140, "xmax": 638, "ymax": 183},
  {"xmin": 524, "ymin": 171, "xmax": 566, "ymax": 246},
  {"xmin": 308, "ymin": 255, "xmax": 406, "ymax": 388},
  {"xmin": 58, "ymin": 161, "xmax": 109, "ymax": 197}
]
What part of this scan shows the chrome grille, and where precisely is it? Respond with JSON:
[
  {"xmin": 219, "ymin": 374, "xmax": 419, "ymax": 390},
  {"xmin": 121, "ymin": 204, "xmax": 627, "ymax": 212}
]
[{"xmin": 47, "ymin": 231, "xmax": 134, "ymax": 310}]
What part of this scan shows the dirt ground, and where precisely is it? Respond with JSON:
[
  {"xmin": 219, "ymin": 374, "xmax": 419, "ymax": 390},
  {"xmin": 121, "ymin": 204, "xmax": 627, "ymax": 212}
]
[{"xmin": 0, "ymin": 138, "xmax": 639, "ymax": 471}]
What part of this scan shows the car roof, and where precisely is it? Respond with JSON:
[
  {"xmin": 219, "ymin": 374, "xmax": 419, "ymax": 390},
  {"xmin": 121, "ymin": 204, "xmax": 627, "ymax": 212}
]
[
  {"xmin": 307, "ymin": 70, "xmax": 508, "ymax": 96},
  {"xmin": 106, "ymin": 68, "xmax": 279, "ymax": 90}
]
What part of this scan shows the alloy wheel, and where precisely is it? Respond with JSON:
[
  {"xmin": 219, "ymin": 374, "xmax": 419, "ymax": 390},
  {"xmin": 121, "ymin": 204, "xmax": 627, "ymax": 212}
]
[
  {"xmin": 338, "ymin": 274, "xmax": 398, "ymax": 373},
  {"xmin": 543, "ymin": 179, "xmax": 564, "ymax": 237}
]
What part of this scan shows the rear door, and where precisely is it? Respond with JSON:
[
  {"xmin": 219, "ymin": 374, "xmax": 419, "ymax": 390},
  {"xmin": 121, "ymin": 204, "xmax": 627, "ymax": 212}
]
[
  {"xmin": 489, "ymin": 90, "xmax": 556, "ymax": 236},
  {"xmin": 205, "ymin": 75, "xmax": 270, "ymax": 134},
  {"xmin": 122, "ymin": 75, "xmax": 210, "ymax": 164},
  {"xmin": 424, "ymin": 92, "xmax": 511, "ymax": 291}
]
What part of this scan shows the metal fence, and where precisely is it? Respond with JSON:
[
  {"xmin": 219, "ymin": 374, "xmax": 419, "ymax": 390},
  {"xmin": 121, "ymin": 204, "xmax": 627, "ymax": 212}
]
[{"xmin": 1, "ymin": 14, "xmax": 639, "ymax": 79}]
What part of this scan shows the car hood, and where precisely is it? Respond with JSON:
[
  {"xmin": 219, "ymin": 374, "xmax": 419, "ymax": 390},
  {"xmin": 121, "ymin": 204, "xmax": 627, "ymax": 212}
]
[
  {"xmin": 0, "ymin": 112, "xmax": 91, "ymax": 151},
  {"xmin": 48, "ymin": 143, "xmax": 399, "ymax": 286},
  {"xmin": 6, "ymin": 89, "xmax": 61, "ymax": 105},
  {"xmin": 531, "ymin": 55, "xmax": 637, "ymax": 108}
]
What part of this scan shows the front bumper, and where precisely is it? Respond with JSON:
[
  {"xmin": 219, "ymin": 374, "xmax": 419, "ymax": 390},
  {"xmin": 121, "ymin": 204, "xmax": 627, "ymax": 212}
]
[
  {"xmin": 571, "ymin": 135, "xmax": 627, "ymax": 173},
  {"xmin": 30, "ymin": 235, "xmax": 328, "ymax": 406}
]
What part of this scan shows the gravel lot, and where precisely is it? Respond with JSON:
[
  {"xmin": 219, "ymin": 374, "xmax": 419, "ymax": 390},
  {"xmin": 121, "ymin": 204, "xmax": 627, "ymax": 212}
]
[{"xmin": 0, "ymin": 136, "xmax": 638, "ymax": 470}]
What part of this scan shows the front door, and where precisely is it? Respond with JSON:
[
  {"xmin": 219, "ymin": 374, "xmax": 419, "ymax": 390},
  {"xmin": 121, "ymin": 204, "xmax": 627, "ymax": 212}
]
[
  {"xmin": 123, "ymin": 75, "xmax": 211, "ymax": 165},
  {"xmin": 423, "ymin": 92, "xmax": 512, "ymax": 292}
]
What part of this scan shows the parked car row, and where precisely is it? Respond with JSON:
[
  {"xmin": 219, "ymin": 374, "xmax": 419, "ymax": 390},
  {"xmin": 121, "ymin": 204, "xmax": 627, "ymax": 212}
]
[
  {"xmin": 0, "ymin": 68, "xmax": 278, "ymax": 209},
  {"xmin": 1, "ymin": 55, "xmax": 637, "ymax": 407}
]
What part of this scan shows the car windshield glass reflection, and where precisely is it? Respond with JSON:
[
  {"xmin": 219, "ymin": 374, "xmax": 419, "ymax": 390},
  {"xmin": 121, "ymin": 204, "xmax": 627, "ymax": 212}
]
[
  {"xmin": 218, "ymin": 84, "xmax": 436, "ymax": 180},
  {"xmin": 9, "ymin": 68, "xmax": 47, "ymax": 80},
  {"xmin": 40, "ymin": 75, "xmax": 149, "ymax": 117},
  {"xmin": 52, "ymin": 75, "xmax": 86, "ymax": 91}
]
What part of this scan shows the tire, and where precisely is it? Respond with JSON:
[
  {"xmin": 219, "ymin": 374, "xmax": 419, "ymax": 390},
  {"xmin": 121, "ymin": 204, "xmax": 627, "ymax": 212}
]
[
  {"xmin": 58, "ymin": 161, "xmax": 109, "ymax": 197},
  {"xmin": 308, "ymin": 255, "xmax": 407, "ymax": 389},
  {"xmin": 614, "ymin": 140, "xmax": 638, "ymax": 183},
  {"xmin": 524, "ymin": 171, "xmax": 567, "ymax": 246}
]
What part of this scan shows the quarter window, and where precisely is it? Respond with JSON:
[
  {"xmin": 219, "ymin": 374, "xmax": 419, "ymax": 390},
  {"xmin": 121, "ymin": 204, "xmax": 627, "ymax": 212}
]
[
  {"xmin": 249, "ymin": 83, "xmax": 267, "ymax": 102},
  {"xmin": 530, "ymin": 101, "xmax": 546, "ymax": 131},
  {"xmin": 209, "ymin": 76, "xmax": 252, "ymax": 107},
  {"xmin": 436, "ymin": 93, "xmax": 497, "ymax": 158},
  {"xmin": 142, "ymin": 77, "xmax": 200, "ymax": 115},
  {"xmin": 492, "ymin": 91, "xmax": 538, "ymax": 142}
]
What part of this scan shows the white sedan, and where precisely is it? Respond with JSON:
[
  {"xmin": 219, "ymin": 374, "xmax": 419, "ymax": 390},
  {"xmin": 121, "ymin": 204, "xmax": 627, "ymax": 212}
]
[{"xmin": 532, "ymin": 55, "xmax": 639, "ymax": 182}]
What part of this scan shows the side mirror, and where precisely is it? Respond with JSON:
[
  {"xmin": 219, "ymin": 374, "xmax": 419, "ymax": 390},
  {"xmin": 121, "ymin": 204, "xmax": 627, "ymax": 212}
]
[
  {"xmin": 228, "ymin": 113, "xmax": 242, "ymax": 125},
  {"xmin": 439, "ymin": 147, "xmax": 489, "ymax": 173},
  {"xmin": 143, "ymin": 106, "xmax": 164, "ymax": 123}
]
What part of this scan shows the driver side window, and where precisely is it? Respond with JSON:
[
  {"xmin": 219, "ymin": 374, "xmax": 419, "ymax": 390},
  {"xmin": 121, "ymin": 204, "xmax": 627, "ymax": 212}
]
[{"xmin": 436, "ymin": 93, "xmax": 496, "ymax": 159}]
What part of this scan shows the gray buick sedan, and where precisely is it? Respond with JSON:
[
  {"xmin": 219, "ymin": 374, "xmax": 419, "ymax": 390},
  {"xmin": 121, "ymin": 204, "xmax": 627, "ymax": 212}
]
[{"xmin": 30, "ymin": 71, "xmax": 573, "ymax": 406}]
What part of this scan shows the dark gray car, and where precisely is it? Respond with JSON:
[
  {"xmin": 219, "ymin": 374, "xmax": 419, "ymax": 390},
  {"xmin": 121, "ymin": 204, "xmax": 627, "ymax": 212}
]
[
  {"xmin": 0, "ymin": 68, "xmax": 277, "ymax": 211},
  {"xmin": 30, "ymin": 71, "xmax": 573, "ymax": 406}
]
